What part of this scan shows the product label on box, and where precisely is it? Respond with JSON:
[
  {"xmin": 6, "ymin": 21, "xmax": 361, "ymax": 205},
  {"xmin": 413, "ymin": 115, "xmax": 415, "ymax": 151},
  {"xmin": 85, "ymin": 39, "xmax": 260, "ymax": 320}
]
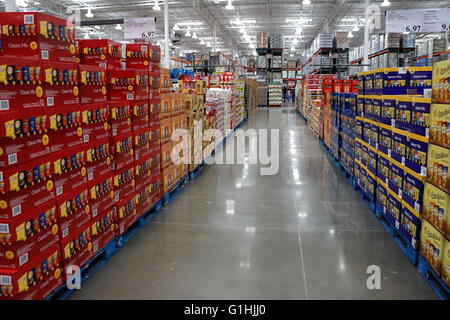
[
  {"xmin": 427, "ymin": 143, "xmax": 450, "ymax": 193},
  {"xmin": 411, "ymin": 98, "xmax": 430, "ymax": 137},
  {"xmin": 420, "ymin": 219, "xmax": 444, "ymax": 275},
  {"xmin": 423, "ymin": 182, "xmax": 449, "ymax": 236}
]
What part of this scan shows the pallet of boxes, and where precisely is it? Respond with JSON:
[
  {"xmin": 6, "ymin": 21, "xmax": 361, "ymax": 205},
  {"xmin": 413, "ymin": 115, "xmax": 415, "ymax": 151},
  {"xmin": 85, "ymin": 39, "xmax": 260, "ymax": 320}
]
[
  {"xmin": 186, "ymin": 80, "xmax": 206, "ymax": 173},
  {"xmin": 420, "ymin": 59, "xmax": 450, "ymax": 295}
]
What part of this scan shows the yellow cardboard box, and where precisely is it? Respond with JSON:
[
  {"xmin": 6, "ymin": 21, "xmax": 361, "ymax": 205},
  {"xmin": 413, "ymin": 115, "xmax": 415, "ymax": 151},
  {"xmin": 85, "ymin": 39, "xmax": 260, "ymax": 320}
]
[
  {"xmin": 426, "ymin": 143, "xmax": 450, "ymax": 193},
  {"xmin": 421, "ymin": 219, "xmax": 445, "ymax": 275},
  {"xmin": 432, "ymin": 59, "xmax": 450, "ymax": 104},
  {"xmin": 429, "ymin": 103, "xmax": 450, "ymax": 148},
  {"xmin": 423, "ymin": 182, "xmax": 449, "ymax": 237}
]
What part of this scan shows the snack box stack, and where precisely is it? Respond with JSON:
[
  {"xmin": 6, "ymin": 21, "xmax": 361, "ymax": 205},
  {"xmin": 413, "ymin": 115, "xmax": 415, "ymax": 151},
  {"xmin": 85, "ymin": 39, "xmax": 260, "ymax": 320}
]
[
  {"xmin": 160, "ymin": 68, "xmax": 171, "ymax": 93},
  {"xmin": 0, "ymin": 11, "xmax": 83, "ymax": 300},
  {"xmin": 185, "ymin": 92, "xmax": 205, "ymax": 173},
  {"xmin": 78, "ymin": 39, "xmax": 122, "ymax": 71},
  {"xmin": 160, "ymin": 93, "xmax": 175, "ymax": 194},
  {"xmin": 125, "ymin": 43, "xmax": 152, "ymax": 72},
  {"xmin": 339, "ymin": 93, "xmax": 357, "ymax": 175},
  {"xmin": 421, "ymin": 59, "xmax": 450, "ymax": 287}
]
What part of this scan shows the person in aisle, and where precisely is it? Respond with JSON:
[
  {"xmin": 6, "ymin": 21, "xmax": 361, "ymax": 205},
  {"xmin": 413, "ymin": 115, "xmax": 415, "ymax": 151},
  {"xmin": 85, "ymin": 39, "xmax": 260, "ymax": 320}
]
[
  {"xmin": 283, "ymin": 86, "xmax": 288, "ymax": 102},
  {"xmin": 291, "ymin": 89, "xmax": 295, "ymax": 103}
]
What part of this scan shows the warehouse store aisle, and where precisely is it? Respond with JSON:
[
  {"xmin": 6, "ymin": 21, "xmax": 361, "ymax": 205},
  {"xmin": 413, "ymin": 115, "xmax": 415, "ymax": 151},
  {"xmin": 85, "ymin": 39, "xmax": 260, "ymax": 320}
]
[{"xmin": 71, "ymin": 108, "xmax": 436, "ymax": 300}]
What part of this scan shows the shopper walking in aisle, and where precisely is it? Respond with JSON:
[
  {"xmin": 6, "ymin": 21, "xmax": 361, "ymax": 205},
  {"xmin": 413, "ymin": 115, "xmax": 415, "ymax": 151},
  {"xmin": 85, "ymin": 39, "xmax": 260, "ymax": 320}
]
[{"xmin": 283, "ymin": 86, "xmax": 288, "ymax": 102}]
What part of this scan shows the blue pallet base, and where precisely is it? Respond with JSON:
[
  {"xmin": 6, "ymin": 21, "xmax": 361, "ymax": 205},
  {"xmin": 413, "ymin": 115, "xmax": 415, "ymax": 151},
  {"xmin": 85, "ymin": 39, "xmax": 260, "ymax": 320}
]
[
  {"xmin": 162, "ymin": 174, "xmax": 188, "ymax": 206},
  {"xmin": 188, "ymin": 163, "xmax": 205, "ymax": 180},
  {"xmin": 46, "ymin": 238, "xmax": 117, "ymax": 300},
  {"xmin": 116, "ymin": 200, "xmax": 163, "ymax": 249},
  {"xmin": 418, "ymin": 255, "xmax": 450, "ymax": 300},
  {"xmin": 357, "ymin": 188, "xmax": 377, "ymax": 216},
  {"xmin": 378, "ymin": 208, "xmax": 418, "ymax": 266}
]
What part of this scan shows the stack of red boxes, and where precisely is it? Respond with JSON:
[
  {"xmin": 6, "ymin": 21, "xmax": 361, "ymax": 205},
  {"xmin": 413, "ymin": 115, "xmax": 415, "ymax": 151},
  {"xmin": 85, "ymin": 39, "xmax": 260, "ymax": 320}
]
[{"xmin": 0, "ymin": 12, "xmax": 81, "ymax": 299}]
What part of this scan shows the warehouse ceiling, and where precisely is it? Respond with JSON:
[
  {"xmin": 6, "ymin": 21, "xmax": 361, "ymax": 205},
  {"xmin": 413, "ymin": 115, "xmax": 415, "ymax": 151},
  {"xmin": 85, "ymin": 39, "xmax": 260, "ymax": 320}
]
[{"xmin": 2, "ymin": 0, "xmax": 449, "ymax": 59}]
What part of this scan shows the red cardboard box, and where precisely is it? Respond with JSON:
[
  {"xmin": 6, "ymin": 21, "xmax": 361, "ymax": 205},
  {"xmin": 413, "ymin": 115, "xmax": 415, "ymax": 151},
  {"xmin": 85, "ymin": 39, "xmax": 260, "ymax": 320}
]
[
  {"xmin": 0, "ymin": 178, "xmax": 55, "ymax": 220},
  {"xmin": 0, "ymin": 242, "xmax": 62, "ymax": 300},
  {"xmin": 48, "ymin": 124, "xmax": 85, "ymax": 154},
  {"xmin": 42, "ymin": 60, "xmax": 79, "ymax": 107},
  {"xmin": 37, "ymin": 263, "xmax": 64, "ymax": 300},
  {"xmin": 0, "ymin": 12, "xmax": 76, "ymax": 63},
  {"xmin": 83, "ymin": 121, "xmax": 110, "ymax": 144},
  {"xmin": 135, "ymin": 184, "xmax": 152, "ymax": 217},
  {"xmin": 0, "ymin": 201, "xmax": 59, "ymax": 269},
  {"xmin": 133, "ymin": 126, "xmax": 150, "ymax": 151},
  {"xmin": 113, "ymin": 161, "xmax": 135, "ymax": 203},
  {"xmin": 56, "ymin": 185, "xmax": 90, "ymax": 240},
  {"xmin": 79, "ymin": 39, "xmax": 122, "ymax": 70},
  {"xmin": 109, "ymin": 101, "xmax": 131, "ymax": 121},
  {"xmin": 91, "ymin": 208, "xmax": 115, "ymax": 243},
  {"xmin": 79, "ymin": 64, "xmax": 107, "ymax": 104},
  {"xmin": 88, "ymin": 172, "xmax": 114, "ymax": 218},
  {"xmin": 132, "ymin": 100, "xmax": 150, "ymax": 132},
  {"xmin": 0, "ymin": 153, "xmax": 53, "ymax": 193},
  {"xmin": 135, "ymin": 70, "xmax": 149, "ymax": 101},
  {"xmin": 0, "ymin": 57, "xmax": 45, "ymax": 112},
  {"xmin": 108, "ymin": 69, "xmax": 136, "ymax": 101},
  {"xmin": 60, "ymin": 220, "xmax": 92, "ymax": 278},
  {"xmin": 111, "ymin": 132, "xmax": 134, "ymax": 172},
  {"xmin": 47, "ymin": 105, "xmax": 83, "ymax": 132},
  {"xmin": 113, "ymin": 192, "xmax": 137, "ymax": 235},
  {"xmin": 86, "ymin": 155, "xmax": 112, "ymax": 184},
  {"xmin": 333, "ymin": 79, "xmax": 343, "ymax": 93},
  {"xmin": 0, "ymin": 131, "xmax": 51, "ymax": 169},
  {"xmin": 0, "ymin": 108, "xmax": 49, "ymax": 140},
  {"xmin": 110, "ymin": 116, "xmax": 131, "ymax": 139},
  {"xmin": 125, "ymin": 44, "xmax": 152, "ymax": 70}
]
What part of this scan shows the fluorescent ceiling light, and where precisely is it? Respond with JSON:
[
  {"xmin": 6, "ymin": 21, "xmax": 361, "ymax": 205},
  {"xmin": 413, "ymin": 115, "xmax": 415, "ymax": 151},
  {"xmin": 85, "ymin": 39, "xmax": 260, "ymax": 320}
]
[
  {"xmin": 239, "ymin": 28, "xmax": 246, "ymax": 33},
  {"xmin": 230, "ymin": 19, "xmax": 257, "ymax": 25},
  {"xmin": 302, "ymin": 0, "xmax": 311, "ymax": 5},
  {"xmin": 348, "ymin": 31, "xmax": 354, "ymax": 38},
  {"xmin": 290, "ymin": 53, "xmax": 294, "ymax": 57},
  {"xmin": 185, "ymin": 29, "xmax": 192, "ymax": 37},
  {"xmin": 192, "ymin": 32, "xmax": 198, "ymax": 39},
  {"xmin": 290, "ymin": 46, "xmax": 295, "ymax": 51},
  {"xmin": 115, "ymin": 24, "xmax": 122, "ymax": 30},
  {"xmin": 85, "ymin": 8, "xmax": 94, "ymax": 18},
  {"xmin": 293, "ymin": 38, "xmax": 299, "ymax": 45},
  {"xmin": 381, "ymin": 0, "xmax": 391, "ymax": 7},
  {"xmin": 173, "ymin": 24, "xmax": 181, "ymax": 31},
  {"xmin": 295, "ymin": 27, "xmax": 302, "ymax": 35},
  {"xmin": 226, "ymin": 0, "xmax": 234, "ymax": 10},
  {"xmin": 352, "ymin": 25, "xmax": 360, "ymax": 32},
  {"xmin": 285, "ymin": 18, "xmax": 312, "ymax": 24},
  {"xmin": 153, "ymin": 0, "xmax": 161, "ymax": 11},
  {"xmin": 200, "ymin": 39, "xmax": 206, "ymax": 44},
  {"xmin": 206, "ymin": 42, "xmax": 212, "ymax": 47},
  {"xmin": 341, "ymin": 18, "xmax": 358, "ymax": 22},
  {"xmin": 177, "ymin": 22, "xmax": 204, "ymax": 26}
]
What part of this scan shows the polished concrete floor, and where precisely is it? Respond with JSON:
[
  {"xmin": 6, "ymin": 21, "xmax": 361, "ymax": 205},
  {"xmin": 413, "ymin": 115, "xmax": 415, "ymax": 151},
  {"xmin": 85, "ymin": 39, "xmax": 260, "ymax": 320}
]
[{"xmin": 71, "ymin": 106, "xmax": 437, "ymax": 300}]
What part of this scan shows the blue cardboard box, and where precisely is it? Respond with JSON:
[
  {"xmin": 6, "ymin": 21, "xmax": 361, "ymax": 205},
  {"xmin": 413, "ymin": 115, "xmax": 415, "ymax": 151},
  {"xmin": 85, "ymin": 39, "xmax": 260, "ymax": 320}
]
[
  {"xmin": 389, "ymin": 160, "xmax": 404, "ymax": 198},
  {"xmin": 407, "ymin": 67, "xmax": 432, "ymax": 97},
  {"xmin": 411, "ymin": 97, "xmax": 430, "ymax": 137},
  {"xmin": 396, "ymin": 96, "xmax": 413, "ymax": 132},
  {"xmin": 381, "ymin": 95, "xmax": 396, "ymax": 126},
  {"xmin": 405, "ymin": 132, "xmax": 428, "ymax": 176},
  {"xmin": 379, "ymin": 125, "xmax": 392, "ymax": 157},
  {"xmin": 403, "ymin": 169, "xmax": 425, "ymax": 214},
  {"xmin": 400, "ymin": 203, "xmax": 421, "ymax": 249},
  {"xmin": 391, "ymin": 129, "xmax": 408, "ymax": 165}
]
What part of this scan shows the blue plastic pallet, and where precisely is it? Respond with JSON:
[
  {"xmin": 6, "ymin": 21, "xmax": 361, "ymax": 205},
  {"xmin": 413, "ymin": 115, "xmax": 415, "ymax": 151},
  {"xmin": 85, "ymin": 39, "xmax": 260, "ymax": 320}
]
[
  {"xmin": 357, "ymin": 187, "xmax": 377, "ymax": 215},
  {"xmin": 116, "ymin": 200, "xmax": 163, "ymax": 249},
  {"xmin": 418, "ymin": 255, "xmax": 450, "ymax": 300},
  {"xmin": 378, "ymin": 209, "xmax": 419, "ymax": 266},
  {"xmin": 188, "ymin": 162, "xmax": 205, "ymax": 180},
  {"xmin": 162, "ymin": 174, "xmax": 188, "ymax": 206},
  {"xmin": 46, "ymin": 238, "xmax": 117, "ymax": 300}
]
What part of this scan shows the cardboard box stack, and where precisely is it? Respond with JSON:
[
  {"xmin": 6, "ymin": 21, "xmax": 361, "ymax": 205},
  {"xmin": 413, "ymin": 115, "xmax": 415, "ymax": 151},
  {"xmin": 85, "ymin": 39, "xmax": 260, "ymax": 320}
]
[
  {"xmin": 232, "ymin": 79, "xmax": 246, "ymax": 127},
  {"xmin": 0, "ymin": 11, "xmax": 163, "ymax": 299},
  {"xmin": 355, "ymin": 67, "xmax": 433, "ymax": 250},
  {"xmin": 420, "ymin": 60, "xmax": 450, "ymax": 287}
]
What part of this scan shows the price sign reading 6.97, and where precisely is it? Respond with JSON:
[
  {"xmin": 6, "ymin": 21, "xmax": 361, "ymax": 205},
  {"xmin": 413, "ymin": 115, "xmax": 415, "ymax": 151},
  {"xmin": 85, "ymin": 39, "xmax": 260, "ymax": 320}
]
[
  {"xmin": 405, "ymin": 25, "xmax": 421, "ymax": 32},
  {"xmin": 124, "ymin": 17, "xmax": 156, "ymax": 40}
]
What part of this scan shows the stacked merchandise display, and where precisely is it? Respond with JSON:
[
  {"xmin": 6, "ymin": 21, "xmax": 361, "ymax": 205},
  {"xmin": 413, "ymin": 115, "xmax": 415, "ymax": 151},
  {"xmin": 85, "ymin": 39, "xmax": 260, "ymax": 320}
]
[
  {"xmin": 232, "ymin": 80, "xmax": 246, "ymax": 127},
  {"xmin": 0, "ymin": 12, "xmax": 78, "ymax": 300},
  {"xmin": 420, "ymin": 60, "xmax": 450, "ymax": 288},
  {"xmin": 257, "ymin": 84, "xmax": 268, "ymax": 107},
  {"xmin": 160, "ymin": 90, "xmax": 188, "ymax": 195},
  {"xmin": 268, "ymin": 82, "xmax": 282, "ymax": 107},
  {"xmin": 0, "ymin": 11, "xmax": 164, "ymax": 300},
  {"xmin": 245, "ymin": 78, "xmax": 257, "ymax": 117}
]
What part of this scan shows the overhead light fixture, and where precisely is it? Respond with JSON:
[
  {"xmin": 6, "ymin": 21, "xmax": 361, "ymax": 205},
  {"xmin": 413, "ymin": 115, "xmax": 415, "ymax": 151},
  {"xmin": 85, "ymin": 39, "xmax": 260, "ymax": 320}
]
[
  {"xmin": 290, "ymin": 53, "xmax": 294, "ymax": 57},
  {"xmin": 115, "ymin": 24, "xmax": 122, "ymax": 30},
  {"xmin": 85, "ymin": 8, "xmax": 94, "ymax": 18},
  {"xmin": 253, "ymin": 50, "xmax": 257, "ymax": 56},
  {"xmin": 206, "ymin": 42, "xmax": 212, "ymax": 47},
  {"xmin": 292, "ymin": 38, "xmax": 299, "ymax": 45},
  {"xmin": 295, "ymin": 27, "xmax": 302, "ymax": 35},
  {"xmin": 348, "ymin": 31, "xmax": 354, "ymax": 38},
  {"xmin": 239, "ymin": 28, "xmax": 246, "ymax": 34},
  {"xmin": 153, "ymin": 0, "xmax": 161, "ymax": 11},
  {"xmin": 173, "ymin": 24, "xmax": 181, "ymax": 31},
  {"xmin": 200, "ymin": 39, "xmax": 206, "ymax": 45},
  {"xmin": 302, "ymin": 0, "xmax": 311, "ymax": 5},
  {"xmin": 291, "ymin": 46, "xmax": 296, "ymax": 51},
  {"xmin": 381, "ymin": 0, "xmax": 391, "ymax": 7},
  {"xmin": 84, "ymin": 33, "xmax": 90, "ymax": 39},
  {"xmin": 352, "ymin": 25, "xmax": 360, "ymax": 32},
  {"xmin": 179, "ymin": 51, "xmax": 183, "ymax": 57},
  {"xmin": 226, "ymin": 0, "xmax": 234, "ymax": 10},
  {"xmin": 186, "ymin": 29, "xmax": 192, "ymax": 37},
  {"xmin": 192, "ymin": 32, "xmax": 198, "ymax": 39}
]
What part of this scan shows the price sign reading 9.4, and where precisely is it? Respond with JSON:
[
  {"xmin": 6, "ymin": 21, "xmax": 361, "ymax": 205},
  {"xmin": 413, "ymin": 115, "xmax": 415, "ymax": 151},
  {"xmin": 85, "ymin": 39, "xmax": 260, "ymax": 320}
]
[{"xmin": 442, "ymin": 24, "xmax": 450, "ymax": 31}]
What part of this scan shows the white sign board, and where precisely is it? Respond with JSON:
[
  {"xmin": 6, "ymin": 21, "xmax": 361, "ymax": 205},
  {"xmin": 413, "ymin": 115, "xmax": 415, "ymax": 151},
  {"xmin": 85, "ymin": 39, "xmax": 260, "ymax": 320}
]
[
  {"xmin": 386, "ymin": 9, "xmax": 450, "ymax": 33},
  {"xmin": 124, "ymin": 17, "xmax": 156, "ymax": 40}
]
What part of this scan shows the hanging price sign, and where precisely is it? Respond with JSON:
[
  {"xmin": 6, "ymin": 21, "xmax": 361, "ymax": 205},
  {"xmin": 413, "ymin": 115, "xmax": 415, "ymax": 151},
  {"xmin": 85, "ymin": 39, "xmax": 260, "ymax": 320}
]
[
  {"xmin": 124, "ymin": 17, "xmax": 156, "ymax": 40},
  {"xmin": 386, "ymin": 9, "xmax": 450, "ymax": 33}
]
